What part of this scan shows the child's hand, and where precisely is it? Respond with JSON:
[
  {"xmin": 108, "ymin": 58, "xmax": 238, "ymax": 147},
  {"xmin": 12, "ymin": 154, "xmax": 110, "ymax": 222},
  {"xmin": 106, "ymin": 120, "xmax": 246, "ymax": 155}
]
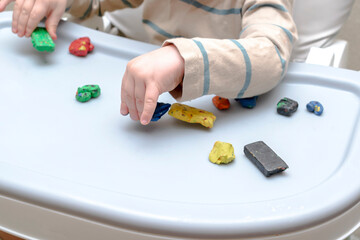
[
  {"xmin": 0, "ymin": 0, "xmax": 67, "ymax": 39},
  {"xmin": 120, "ymin": 44, "xmax": 184, "ymax": 125}
]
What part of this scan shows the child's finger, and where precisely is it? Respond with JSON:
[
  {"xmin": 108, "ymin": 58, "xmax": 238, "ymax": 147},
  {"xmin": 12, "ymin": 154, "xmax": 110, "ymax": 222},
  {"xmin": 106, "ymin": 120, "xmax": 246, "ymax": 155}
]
[
  {"xmin": 127, "ymin": 96, "xmax": 140, "ymax": 121},
  {"xmin": 12, "ymin": 0, "xmax": 25, "ymax": 33},
  {"xmin": 121, "ymin": 73, "xmax": 139, "ymax": 121},
  {"xmin": 134, "ymin": 80, "xmax": 145, "ymax": 118},
  {"xmin": 140, "ymin": 84, "xmax": 159, "ymax": 125},
  {"xmin": 24, "ymin": 5, "xmax": 46, "ymax": 37},
  {"xmin": 45, "ymin": 7, "xmax": 64, "ymax": 40},
  {"xmin": 120, "ymin": 102, "xmax": 129, "ymax": 116},
  {"xmin": 120, "ymin": 70, "xmax": 130, "ymax": 116},
  {"xmin": 0, "ymin": 0, "xmax": 13, "ymax": 12},
  {"xmin": 16, "ymin": 0, "xmax": 35, "ymax": 37}
]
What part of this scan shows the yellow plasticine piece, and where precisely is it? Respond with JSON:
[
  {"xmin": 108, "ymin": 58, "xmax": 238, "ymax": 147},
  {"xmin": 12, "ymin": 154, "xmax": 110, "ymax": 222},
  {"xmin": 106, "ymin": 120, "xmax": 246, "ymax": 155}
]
[
  {"xmin": 168, "ymin": 103, "xmax": 216, "ymax": 128},
  {"xmin": 209, "ymin": 141, "xmax": 235, "ymax": 165}
]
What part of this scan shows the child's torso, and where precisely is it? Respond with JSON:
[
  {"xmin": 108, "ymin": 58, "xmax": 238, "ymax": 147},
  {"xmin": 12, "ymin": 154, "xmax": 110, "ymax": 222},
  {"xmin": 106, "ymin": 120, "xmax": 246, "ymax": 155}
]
[{"xmin": 142, "ymin": 0, "xmax": 245, "ymax": 44}]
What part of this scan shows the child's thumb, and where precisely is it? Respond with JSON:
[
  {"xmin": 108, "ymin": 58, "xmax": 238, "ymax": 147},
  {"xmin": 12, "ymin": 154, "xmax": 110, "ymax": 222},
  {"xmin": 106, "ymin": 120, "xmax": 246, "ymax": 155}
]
[{"xmin": 45, "ymin": 10, "xmax": 63, "ymax": 40}]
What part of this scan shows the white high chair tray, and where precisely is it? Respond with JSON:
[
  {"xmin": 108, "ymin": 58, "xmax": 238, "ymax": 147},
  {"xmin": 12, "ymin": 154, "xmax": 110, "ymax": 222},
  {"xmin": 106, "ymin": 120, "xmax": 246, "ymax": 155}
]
[{"xmin": 0, "ymin": 12, "xmax": 359, "ymax": 239}]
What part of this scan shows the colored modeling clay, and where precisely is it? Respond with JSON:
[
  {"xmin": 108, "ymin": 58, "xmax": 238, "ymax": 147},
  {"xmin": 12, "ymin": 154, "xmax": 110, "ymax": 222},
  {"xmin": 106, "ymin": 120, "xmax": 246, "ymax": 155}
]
[
  {"xmin": 31, "ymin": 27, "xmax": 55, "ymax": 52},
  {"xmin": 79, "ymin": 85, "xmax": 101, "ymax": 98},
  {"xmin": 277, "ymin": 97, "xmax": 298, "ymax": 116},
  {"xmin": 75, "ymin": 85, "xmax": 101, "ymax": 103},
  {"xmin": 75, "ymin": 91, "xmax": 92, "ymax": 102},
  {"xmin": 69, "ymin": 37, "xmax": 94, "ymax": 57},
  {"xmin": 209, "ymin": 141, "xmax": 235, "ymax": 164},
  {"xmin": 212, "ymin": 96, "xmax": 230, "ymax": 110},
  {"xmin": 151, "ymin": 102, "xmax": 171, "ymax": 122},
  {"xmin": 306, "ymin": 101, "xmax": 324, "ymax": 116},
  {"xmin": 168, "ymin": 103, "xmax": 216, "ymax": 128},
  {"xmin": 235, "ymin": 96, "xmax": 258, "ymax": 109},
  {"xmin": 244, "ymin": 141, "xmax": 288, "ymax": 177}
]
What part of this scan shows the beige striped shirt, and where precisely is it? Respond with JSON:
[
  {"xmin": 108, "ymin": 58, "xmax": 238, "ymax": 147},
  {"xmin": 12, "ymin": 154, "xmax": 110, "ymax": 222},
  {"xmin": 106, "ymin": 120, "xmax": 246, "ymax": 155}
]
[{"xmin": 67, "ymin": 0, "xmax": 297, "ymax": 101}]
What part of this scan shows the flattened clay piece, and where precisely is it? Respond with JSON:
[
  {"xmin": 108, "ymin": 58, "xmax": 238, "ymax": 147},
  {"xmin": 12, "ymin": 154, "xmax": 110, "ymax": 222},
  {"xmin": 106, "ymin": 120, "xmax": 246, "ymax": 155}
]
[
  {"xmin": 209, "ymin": 141, "xmax": 235, "ymax": 164},
  {"xmin": 212, "ymin": 96, "xmax": 230, "ymax": 110},
  {"xmin": 75, "ymin": 85, "xmax": 101, "ymax": 102},
  {"xmin": 31, "ymin": 27, "xmax": 55, "ymax": 52},
  {"xmin": 306, "ymin": 101, "xmax": 324, "ymax": 116},
  {"xmin": 151, "ymin": 102, "xmax": 171, "ymax": 122},
  {"xmin": 244, "ymin": 141, "xmax": 288, "ymax": 177},
  {"xmin": 277, "ymin": 97, "xmax": 298, "ymax": 116},
  {"xmin": 168, "ymin": 103, "xmax": 216, "ymax": 128},
  {"xmin": 81, "ymin": 85, "xmax": 101, "ymax": 98},
  {"xmin": 235, "ymin": 96, "xmax": 258, "ymax": 109},
  {"xmin": 75, "ymin": 91, "xmax": 91, "ymax": 102},
  {"xmin": 69, "ymin": 37, "xmax": 94, "ymax": 57}
]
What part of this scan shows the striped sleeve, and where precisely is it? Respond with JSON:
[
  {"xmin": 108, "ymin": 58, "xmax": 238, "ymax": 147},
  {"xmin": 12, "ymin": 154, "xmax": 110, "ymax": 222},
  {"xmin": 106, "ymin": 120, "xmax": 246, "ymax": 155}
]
[
  {"xmin": 164, "ymin": 0, "xmax": 297, "ymax": 101},
  {"xmin": 66, "ymin": 0, "xmax": 143, "ymax": 19}
]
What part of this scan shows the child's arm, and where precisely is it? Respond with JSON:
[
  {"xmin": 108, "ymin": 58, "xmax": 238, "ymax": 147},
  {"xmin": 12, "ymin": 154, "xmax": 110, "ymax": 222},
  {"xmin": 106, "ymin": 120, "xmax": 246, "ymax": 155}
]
[
  {"xmin": 0, "ymin": 0, "xmax": 143, "ymax": 39},
  {"xmin": 120, "ymin": 44, "xmax": 184, "ymax": 125},
  {"xmin": 121, "ymin": 0, "xmax": 296, "ymax": 125},
  {"xmin": 0, "ymin": 0, "xmax": 67, "ymax": 39},
  {"xmin": 164, "ymin": 0, "xmax": 297, "ymax": 102}
]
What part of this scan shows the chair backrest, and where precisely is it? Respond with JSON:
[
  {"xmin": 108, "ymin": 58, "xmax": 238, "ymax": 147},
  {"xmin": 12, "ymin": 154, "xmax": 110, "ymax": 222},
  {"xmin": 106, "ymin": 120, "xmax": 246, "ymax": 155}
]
[
  {"xmin": 104, "ymin": 5, "xmax": 148, "ymax": 42},
  {"xmin": 291, "ymin": 0, "xmax": 355, "ymax": 62}
]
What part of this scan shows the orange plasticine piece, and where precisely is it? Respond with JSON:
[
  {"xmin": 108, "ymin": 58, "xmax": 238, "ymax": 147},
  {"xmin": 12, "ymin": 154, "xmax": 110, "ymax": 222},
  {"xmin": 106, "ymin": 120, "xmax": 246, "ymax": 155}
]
[{"xmin": 212, "ymin": 96, "xmax": 230, "ymax": 110}]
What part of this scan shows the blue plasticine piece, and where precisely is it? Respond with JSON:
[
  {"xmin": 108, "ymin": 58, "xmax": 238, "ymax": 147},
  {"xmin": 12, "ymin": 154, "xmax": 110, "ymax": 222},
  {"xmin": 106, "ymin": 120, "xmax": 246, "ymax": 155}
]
[
  {"xmin": 306, "ymin": 101, "xmax": 324, "ymax": 116},
  {"xmin": 151, "ymin": 102, "xmax": 171, "ymax": 122},
  {"xmin": 235, "ymin": 96, "xmax": 258, "ymax": 109},
  {"xmin": 306, "ymin": 102, "xmax": 315, "ymax": 112}
]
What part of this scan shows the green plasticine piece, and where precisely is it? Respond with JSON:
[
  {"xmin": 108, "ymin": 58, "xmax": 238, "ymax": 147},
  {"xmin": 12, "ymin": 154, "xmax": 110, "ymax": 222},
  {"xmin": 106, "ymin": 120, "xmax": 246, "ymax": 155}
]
[
  {"xmin": 31, "ymin": 27, "xmax": 55, "ymax": 52},
  {"xmin": 76, "ymin": 85, "xmax": 101, "ymax": 103},
  {"xmin": 76, "ymin": 90, "xmax": 91, "ymax": 102},
  {"xmin": 81, "ymin": 85, "xmax": 101, "ymax": 98}
]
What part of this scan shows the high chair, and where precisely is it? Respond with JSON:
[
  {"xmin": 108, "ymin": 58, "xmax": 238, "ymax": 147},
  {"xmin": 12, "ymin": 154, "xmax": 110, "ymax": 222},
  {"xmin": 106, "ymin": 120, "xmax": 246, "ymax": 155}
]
[{"xmin": 0, "ymin": 1, "xmax": 359, "ymax": 240}]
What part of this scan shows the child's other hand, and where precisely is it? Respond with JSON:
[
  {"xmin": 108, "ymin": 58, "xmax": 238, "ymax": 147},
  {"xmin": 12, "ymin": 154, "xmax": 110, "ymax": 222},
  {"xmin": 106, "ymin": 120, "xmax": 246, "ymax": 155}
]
[
  {"xmin": 0, "ymin": 0, "xmax": 67, "ymax": 39},
  {"xmin": 120, "ymin": 44, "xmax": 184, "ymax": 125}
]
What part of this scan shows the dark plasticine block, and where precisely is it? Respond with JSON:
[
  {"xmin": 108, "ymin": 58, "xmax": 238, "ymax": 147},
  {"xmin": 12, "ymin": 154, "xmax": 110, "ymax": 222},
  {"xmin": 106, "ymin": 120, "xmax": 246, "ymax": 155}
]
[
  {"xmin": 244, "ymin": 141, "xmax": 289, "ymax": 177},
  {"xmin": 277, "ymin": 97, "xmax": 298, "ymax": 116}
]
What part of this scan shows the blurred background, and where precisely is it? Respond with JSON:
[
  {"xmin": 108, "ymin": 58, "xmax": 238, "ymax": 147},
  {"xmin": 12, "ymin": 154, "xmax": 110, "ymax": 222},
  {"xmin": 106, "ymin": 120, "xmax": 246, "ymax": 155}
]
[{"xmin": 337, "ymin": 0, "xmax": 360, "ymax": 70}]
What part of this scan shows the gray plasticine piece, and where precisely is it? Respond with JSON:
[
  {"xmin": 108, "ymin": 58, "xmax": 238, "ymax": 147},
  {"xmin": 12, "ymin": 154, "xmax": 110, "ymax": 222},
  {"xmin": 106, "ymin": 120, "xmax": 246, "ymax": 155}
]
[{"xmin": 244, "ymin": 141, "xmax": 289, "ymax": 177}]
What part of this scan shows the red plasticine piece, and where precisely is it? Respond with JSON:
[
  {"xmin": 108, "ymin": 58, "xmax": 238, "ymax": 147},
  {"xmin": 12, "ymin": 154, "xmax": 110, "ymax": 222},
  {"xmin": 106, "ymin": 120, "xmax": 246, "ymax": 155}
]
[
  {"xmin": 212, "ymin": 96, "xmax": 230, "ymax": 110},
  {"xmin": 69, "ymin": 37, "xmax": 94, "ymax": 57}
]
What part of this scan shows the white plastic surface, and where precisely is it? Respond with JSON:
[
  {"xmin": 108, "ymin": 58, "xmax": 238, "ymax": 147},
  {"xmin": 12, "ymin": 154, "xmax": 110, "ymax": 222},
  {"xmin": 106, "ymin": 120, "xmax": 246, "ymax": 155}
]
[
  {"xmin": 1, "ymin": 195, "xmax": 359, "ymax": 240},
  {"xmin": 0, "ymin": 12, "xmax": 360, "ymax": 239}
]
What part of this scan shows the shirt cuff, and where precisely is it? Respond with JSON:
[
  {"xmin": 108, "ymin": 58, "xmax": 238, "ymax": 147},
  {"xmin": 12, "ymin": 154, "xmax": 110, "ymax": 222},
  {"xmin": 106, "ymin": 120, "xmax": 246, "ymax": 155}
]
[{"xmin": 163, "ymin": 38, "xmax": 206, "ymax": 102}]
